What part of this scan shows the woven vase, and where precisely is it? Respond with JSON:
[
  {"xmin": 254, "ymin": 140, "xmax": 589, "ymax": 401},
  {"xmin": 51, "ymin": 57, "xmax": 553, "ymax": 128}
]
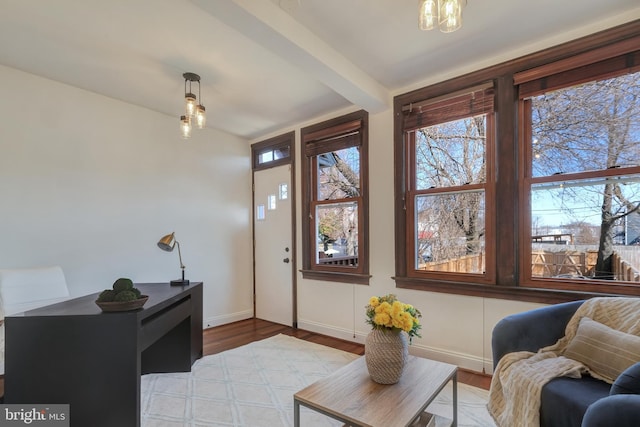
[{"xmin": 364, "ymin": 328, "xmax": 409, "ymax": 384}]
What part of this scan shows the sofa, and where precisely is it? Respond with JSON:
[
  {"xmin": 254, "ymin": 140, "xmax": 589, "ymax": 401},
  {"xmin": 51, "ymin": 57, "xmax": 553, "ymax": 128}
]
[{"xmin": 492, "ymin": 300, "xmax": 640, "ymax": 427}]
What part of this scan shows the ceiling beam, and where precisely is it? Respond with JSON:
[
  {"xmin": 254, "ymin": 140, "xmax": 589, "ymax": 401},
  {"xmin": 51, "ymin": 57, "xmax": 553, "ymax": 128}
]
[{"xmin": 192, "ymin": 0, "xmax": 389, "ymax": 113}]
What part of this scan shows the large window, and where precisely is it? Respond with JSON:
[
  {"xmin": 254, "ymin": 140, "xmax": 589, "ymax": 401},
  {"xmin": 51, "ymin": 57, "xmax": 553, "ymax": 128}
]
[
  {"xmin": 301, "ymin": 110, "xmax": 369, "ymax": 284},
  {"xmin": 403, "ymin": 84, "xmax": 495, "ymax": 284},
  {"xmin": 394, "ymin": 20, "xmax": 640, "ymax": 302},
  {"xmin": 520, "ymin": 62, "xmax": 640, "ymax": 294}
]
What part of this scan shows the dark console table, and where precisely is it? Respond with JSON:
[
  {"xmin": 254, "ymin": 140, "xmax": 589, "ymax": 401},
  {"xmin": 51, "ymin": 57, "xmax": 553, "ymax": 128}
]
[{"xmin": 4, "ymin": 282, "xmax": 203, "ymax": 427}]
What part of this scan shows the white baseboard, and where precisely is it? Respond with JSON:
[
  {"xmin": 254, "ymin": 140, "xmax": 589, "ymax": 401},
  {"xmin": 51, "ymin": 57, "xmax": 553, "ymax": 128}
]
[
  {"xmin": 298, "ymin": 319, "xmax": 361, "ymax": 342},
  {"xmin": 408, "ymin": 343, "xmax": 492, "ymax": 373},
  {"xmin": 298, "ymin": 318, "xmax": 493, "ymax": 373},
  {"xmin": 203, "ymin": 309, "xmax": 253, "ymax": 329}
]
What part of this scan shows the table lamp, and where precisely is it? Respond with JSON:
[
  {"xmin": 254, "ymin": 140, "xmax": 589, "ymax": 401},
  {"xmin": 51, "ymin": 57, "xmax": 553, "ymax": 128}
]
[{"xmin": 157, "ymin": 232, "xmax": 190, "ymax": 286}]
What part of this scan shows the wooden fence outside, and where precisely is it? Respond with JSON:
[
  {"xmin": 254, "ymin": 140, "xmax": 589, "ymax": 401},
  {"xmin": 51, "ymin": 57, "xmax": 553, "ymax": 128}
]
[
  {"xmin": 418, "ymin": 253, "xmax": 484, "ymax": 273},
  {"xmin": 418, "ymin": 247, "xmax": 640, "ymax": 281},
  {"xmin": 612, "ymin": 248, "xmax": 640, "ymax": 282}
]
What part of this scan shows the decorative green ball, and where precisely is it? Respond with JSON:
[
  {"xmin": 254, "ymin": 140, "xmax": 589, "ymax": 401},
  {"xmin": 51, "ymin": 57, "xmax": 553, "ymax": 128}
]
[
  {"xmin": 131, "ymin": 287, "xmax": 141, "ymax": 298},
  {"xmin": 97, "ymin": 289, "xmax": 117, "ymax": 302},
  {"xmin": 113, "ymin": 290, "xmax": 137, "ymax": 302},
  {"xmin": 113, "ymin": 278, "xmax": 134, "ymax": 293}
]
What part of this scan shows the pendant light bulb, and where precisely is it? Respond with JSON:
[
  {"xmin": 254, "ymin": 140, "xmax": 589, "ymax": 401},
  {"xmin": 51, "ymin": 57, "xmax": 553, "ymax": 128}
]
[
  {"xmin": 185, "ymin": 93, "xmax": 197, "ymax": 117},
  {"xmin": 419, "ymin": 0, "xmax": 437, "ymax": 31},
  {"xmin": 180, "ymin": 115, "xmax": 192, "ymax": 139},
  {"xmin": 438, "ymin": 0, "xmax": 462, "ymax": 33},
  {"xmin": 195, "ymin": 105, "xmax": 206, "ymax": 129}
]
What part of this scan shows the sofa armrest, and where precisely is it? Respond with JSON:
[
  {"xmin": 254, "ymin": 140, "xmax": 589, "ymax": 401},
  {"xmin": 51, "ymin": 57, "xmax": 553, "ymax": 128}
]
[
  {"xmin": 582, "ymin": 394, "xmax": 640, "ymax": 427},
  {"xmin": 611, "ymin": 362, "xmax": 640, "ymax": 395},
  {"xmin": 492, "ymin": 300, "xmax": 584, "ymax": 369}
]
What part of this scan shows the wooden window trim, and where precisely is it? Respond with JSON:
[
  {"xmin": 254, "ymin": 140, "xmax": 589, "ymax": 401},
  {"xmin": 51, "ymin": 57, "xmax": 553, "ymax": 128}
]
[
  {"xmin": 518, "ymin": 79, "xmax": 640, "ymax": 294},
  {"xmin": 403, "ymin": 108, "xmax": 496, "ymax": 285},
  {"xmin": 393, "ymin": 20, "xmax": 640, "ymax": 304},
  {"xmin": 301, "ymin": 110, "xmax": 370, "ymax": 285},
  {"xmin": 252, "ymin": 131, "xmax": 294, "ymax": 171}
]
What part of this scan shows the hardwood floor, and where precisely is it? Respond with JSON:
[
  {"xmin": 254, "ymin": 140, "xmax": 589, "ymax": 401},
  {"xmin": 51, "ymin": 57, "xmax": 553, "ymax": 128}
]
[{"xmin": 204, "ymin": 318, "xmax": 492, "ymax": 390}]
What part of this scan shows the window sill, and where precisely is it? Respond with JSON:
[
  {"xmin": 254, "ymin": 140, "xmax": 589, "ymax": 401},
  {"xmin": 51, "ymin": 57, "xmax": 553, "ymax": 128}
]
[
  {"xmin": 301, "ymin": 269, "xmax": 371, "ymax": 285},
  {"xmin": 393, "ymin": 276, "xmax": 636, "ymax": 305}
]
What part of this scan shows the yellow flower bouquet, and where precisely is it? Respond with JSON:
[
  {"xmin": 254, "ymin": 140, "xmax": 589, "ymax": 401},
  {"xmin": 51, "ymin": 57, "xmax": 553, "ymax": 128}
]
[{"xmin": 365, "ymin": 294, "xmax": 422, "ymax": 341}]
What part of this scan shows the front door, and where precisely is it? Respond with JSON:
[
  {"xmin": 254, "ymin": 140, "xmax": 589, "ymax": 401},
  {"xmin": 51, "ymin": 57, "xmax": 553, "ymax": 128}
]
[{"xmin": 253, "ymin": 164, "xmax": 294, "ymax": 326}]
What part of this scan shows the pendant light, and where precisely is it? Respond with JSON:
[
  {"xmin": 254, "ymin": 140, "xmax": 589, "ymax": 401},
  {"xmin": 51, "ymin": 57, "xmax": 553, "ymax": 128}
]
[
  {"xmin": 180, "ymin": 72, "xmax": 206, "ymax": 138},
  {"xmin": 419, "ymin": 0, "xmax": 465, "ymax": 33}
]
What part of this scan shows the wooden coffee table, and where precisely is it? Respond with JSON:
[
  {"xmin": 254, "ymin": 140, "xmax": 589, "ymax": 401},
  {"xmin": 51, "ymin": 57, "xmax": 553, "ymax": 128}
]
[{"xmin": 294, "ymin": 355, "xmax": 457, "ymax": 427}]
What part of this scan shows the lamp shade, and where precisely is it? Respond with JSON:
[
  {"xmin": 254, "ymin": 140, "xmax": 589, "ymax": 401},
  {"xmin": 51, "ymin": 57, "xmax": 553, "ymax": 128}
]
[{"xmin": 157, "ymin": 232, "xmax": 176, "ymax": 252}]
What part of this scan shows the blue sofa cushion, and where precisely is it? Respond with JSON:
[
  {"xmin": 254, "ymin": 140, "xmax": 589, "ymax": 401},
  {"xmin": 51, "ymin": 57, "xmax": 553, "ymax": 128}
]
[{"xmin": 540, "ymin": 376, "xmax": 611, "ymax": 427}]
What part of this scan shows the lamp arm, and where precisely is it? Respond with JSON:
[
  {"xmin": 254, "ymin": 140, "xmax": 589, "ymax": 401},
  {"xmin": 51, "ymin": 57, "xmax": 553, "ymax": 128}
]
[{"xmin": 175, "ymin": 241, "xmax": 185, "ymax": 270}]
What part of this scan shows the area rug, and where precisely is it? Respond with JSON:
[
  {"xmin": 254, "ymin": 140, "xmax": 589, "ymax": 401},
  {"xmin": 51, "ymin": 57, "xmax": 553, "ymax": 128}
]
[{"xmin": 141, "ymin": 334, "xmax": 495, "ymax": 426}]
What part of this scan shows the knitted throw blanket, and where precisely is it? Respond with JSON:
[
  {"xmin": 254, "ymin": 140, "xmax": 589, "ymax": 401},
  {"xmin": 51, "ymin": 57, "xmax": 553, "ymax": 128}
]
[{"xmin": 488, "ymin": 297, "xmax": 640, "ymax": 427}]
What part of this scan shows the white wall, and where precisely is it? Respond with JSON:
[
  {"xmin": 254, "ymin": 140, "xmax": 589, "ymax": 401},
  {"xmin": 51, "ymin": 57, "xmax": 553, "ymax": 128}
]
[{"xmin": 0, "ymin": 65, "xmax": 254, "ymax": 327}]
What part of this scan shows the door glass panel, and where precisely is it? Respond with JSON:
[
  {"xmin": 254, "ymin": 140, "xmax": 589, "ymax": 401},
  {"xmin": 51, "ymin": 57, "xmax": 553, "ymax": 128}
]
[
  {"xmin": 267, "ymin": 194, "xmax": 276, "ymax": 210},
  {"xmin": 256, "ymin": 204, "xmax": 265, "ymax": 221},
  {"xmin": 279, "ymin": 183, "xmax": 288, "ymax": 200}
]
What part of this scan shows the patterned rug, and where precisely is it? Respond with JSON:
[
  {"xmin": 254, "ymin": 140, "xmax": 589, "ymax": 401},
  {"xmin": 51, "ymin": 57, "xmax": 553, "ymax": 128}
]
[{"xmin": 141, "ymin": 334, "xmax": 495, "ymax": 426}]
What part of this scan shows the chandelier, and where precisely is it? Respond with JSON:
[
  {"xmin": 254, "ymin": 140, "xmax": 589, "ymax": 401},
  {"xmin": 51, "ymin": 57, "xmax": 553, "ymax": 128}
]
[
  {"xmin": 180, "ymin": 72, "xmax": 206, "ymax": 139},
  {"xmin": 419, "ymin": 0, "xmax": 465, "ymax": 33}
]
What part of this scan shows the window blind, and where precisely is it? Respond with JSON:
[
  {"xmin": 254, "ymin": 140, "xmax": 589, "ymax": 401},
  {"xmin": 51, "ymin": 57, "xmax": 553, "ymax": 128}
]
[
  {"xmin": 401, "ymin": 83, "xmax": 494, "ymax": 132},
  {"xmin": 516, "ymin": 36, "xmax": 640, "ymax": 99},
  {"xmin": 304, "ymin": 120, "xmax": 362, "ymax": 157}
]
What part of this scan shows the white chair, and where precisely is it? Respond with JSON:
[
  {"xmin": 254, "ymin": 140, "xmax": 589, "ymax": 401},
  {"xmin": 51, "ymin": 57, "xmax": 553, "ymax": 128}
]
[{"xmin": 0, "ymin": 266, "xmax": 71, "ymax": 375}]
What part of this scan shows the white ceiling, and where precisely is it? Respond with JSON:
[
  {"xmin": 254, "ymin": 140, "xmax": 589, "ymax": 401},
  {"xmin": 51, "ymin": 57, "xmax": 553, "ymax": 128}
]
[{"xmin": 1, "ymin": 0, "xmax": 639, "ymax": 140}]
